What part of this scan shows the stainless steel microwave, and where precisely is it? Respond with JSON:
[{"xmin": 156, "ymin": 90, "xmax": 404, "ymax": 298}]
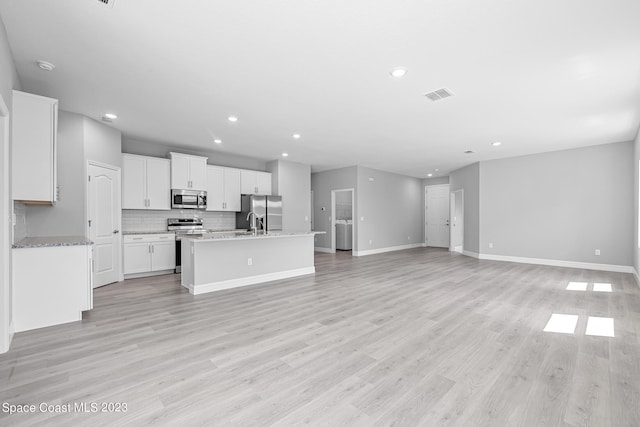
[{"xmin": 171, "ymin": 189, "xmax": 207, "ymax": 209}]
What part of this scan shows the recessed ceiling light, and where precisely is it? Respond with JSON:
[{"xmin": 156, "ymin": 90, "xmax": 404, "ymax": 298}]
[
  {"xmin": 427, "ymin": 173, "xmax": 433, "ymax": 177},
  {"xmin": 104, "ymin": 113, "xmax": 117, "ymax": 120},
  {"xmin": 282, "ymin": 152, "xmax": 289, "ymax": 157},
  {"xmin": 464, "ymin": 150, "xmax": 475, "ymax": 154},
  {"xmin": 228, "ymin": 116, "xmax": 238, "ymax": 122},
  {"xmin": 390, "ymin": 67, "xmax": 408, "ymax": 78},
  {"xmin": 491, "ymin": 141, "xmax": 502, "ymax": 146},
  {"xmin": 292, "ymin": 133, "xmax": 301, "ymax": 139},
  {"xmin": 213, "ymin": 139, "xmax": 222, "ymax": 144},
  {"xmin": 36, "ymin": 60, "xmax": 55, "ymax": 71}
]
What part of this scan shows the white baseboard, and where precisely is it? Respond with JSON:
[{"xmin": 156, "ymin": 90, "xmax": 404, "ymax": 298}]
[
  {"xmin": 314, "ymin": 247, "xmax": 334, "ymax": 254},
  {"xmin": 462, "ymin": 250, "xmax": 479, "ymax": 258},
  {"xmin": 123, "ymin": 269, "xmax": 176, "ymax": 280},
  {"xmin": 633, "ymin": 268, "xmax": 640, "ymax": 287},
  {"xmin": 190, "ymin": 267, "xmax": 316, "ymax": 295},
  {"xmin": 353, "ymin": 243, "xmax": 423, "ymax": 257},
  {"xmin": 478, "ymin": 253, "xmax": 633, "ymax": 273}
]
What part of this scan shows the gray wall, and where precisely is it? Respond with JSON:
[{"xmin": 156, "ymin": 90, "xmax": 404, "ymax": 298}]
[
  {"xmin": 0, "ymin": 14, "xmax": 19, "ymax": 352},
  {"xmin": 123, "ymin": 138, "xmax": 267, "ymax": 171},
  {"xmin": 85, "ymin": 117, "xmax": 122, "ymax": 167},
  {"xmin": 480, "ymin": 142, "xmax": 633, "ymax": 266},
  {"xmin": 634, "ymin": 131, "xmax": 640, "ymax": 274},
  {"xmin": 422, "ymin": 176, "xmax": 450, "ymax": 187},
  {"xmin": 27, "ymin": 112, "xmax": 86, "ymax": 236},
  {"xmin": 267, "ymin": 160, "xmax": 311, "ymax": 233},
  {"xmin": 311, "ymin": 166, "xmax": 357, "ymax": 249},
  {"xmin": 449, "ymin": 162, "xmax": 480, "ymax": 254},
  {"xmin": 26, "ymin": 111, "xmax": 122, "ymax": 237},
  {"xmin": 356, "ymin": 166, "xmax": 423, "ymax": 252}
]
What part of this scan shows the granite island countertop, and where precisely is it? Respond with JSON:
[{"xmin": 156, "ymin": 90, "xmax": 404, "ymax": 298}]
[
  {"xmin": 185, "ymin": 231, "xmax": 320, "ymax": 242},
  {"xmin": 13, "ymin": 236, "xmax": 94, "ymax": 249}
]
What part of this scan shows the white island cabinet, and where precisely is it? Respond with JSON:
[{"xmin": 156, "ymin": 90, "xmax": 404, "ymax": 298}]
[
  {"xmin": 181, "ymin": 232, "xmax": 315, "ymax": 295},
  {"xmin": 12, "ymin": 237, "xmax": 93, "ymax": 332}
]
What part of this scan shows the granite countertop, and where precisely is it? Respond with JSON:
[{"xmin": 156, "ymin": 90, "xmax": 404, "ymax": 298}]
[
  {"xmin": 188, "ymin": 231, "xmax": 319, "ymax": 242},
  {"xmin": 13, "ymin": 236, "xmax": 94, "ymax": 249}
]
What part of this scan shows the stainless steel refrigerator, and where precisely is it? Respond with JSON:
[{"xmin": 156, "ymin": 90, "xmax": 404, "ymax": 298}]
[{"xmin": 236, "ymin": 195, "xmax": 283, "ymax": 232}]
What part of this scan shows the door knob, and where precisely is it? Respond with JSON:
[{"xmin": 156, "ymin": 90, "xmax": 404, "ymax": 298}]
[{"xmin": 113, "ymin": 230, "xmax": 120, "ymax": 234}]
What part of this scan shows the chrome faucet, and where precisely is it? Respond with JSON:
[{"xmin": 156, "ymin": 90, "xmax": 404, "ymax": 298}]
[{"xmin": 246, "ymin": 212, "xmax": 258, "ymax": 235}]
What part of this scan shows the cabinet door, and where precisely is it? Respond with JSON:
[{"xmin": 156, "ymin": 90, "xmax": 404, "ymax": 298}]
[
  {"xmin": 12, "ymin": 91, "xmax": 58, "ymax": 203},
  {"xmin": 224, "ymin": 168, "xmax": 242, "ymax": 211},
  {"xmin": 123, "ymin": 243, "xmax": 152, "ymax": 274},
  {"xmin": 189, "ymin": 157, "xmax": 208, "ymax": 191},
  {"xmin": 151, "ymin": 241, "xmax": 176, "ymax": 271},
  {"xmin": 122, "ymin": 155, "xmax": 147, "ymax": 209},
  {"xmin": 146, "ymin": 158, "xmax": 171, "ymax": 210},
  {"xmin": 206, "ymin": 166, "xmax": 225, "ymax": 211},
  {"xmin": 171, "ymin": 154, "xmax": 191, "ymax": 189},
  {"xmin": 240, "ymin": 170, "xmax": 257, "ymax": 194},
  {"xmin": 256, "ymin": 172, "xmax": 272, "ymax": 195}
]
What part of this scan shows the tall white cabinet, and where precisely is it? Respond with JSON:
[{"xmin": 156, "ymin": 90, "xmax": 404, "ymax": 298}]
[
  {"xmin": 122, "ymin": 154, "xmax": 171, "ymax": 210},
  {"xmin": 12, "ymin": 90, "xmax": 59, "ymax": 204},
  {"xmin": 170, "ymin": 152, "xmax": 207, "ymax": 190},
  {"xmin": 206, "ymin": 166, "xmax": 241, "ymax": 212}
]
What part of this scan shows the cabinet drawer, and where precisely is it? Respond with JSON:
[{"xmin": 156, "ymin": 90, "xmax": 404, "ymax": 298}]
[{"xmin": 124, "ymin": 233, "xmax": 175, "ymax": 244}]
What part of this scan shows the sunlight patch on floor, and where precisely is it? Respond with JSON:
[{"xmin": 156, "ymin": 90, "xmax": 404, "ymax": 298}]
[{"xmin": 543, "ymin": 314, "xmax": 578, "ymax": 334}]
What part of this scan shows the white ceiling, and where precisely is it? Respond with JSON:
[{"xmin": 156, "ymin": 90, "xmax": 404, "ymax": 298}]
[{"xmin": 1, "ymin": 0, "xmax": 640, "ymax": 178}]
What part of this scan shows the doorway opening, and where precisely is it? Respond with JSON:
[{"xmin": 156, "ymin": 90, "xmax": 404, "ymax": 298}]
[
  {"xmin": 425, "ymin": 184, "xmax": 450, "ymax": 248},
  {"xmin": 450, "ymin": 189, "xmax": 464, "ymax": 253},
  {"xmin": 331, "ymin": 188, "xmax": 354, "ymax": 254}
]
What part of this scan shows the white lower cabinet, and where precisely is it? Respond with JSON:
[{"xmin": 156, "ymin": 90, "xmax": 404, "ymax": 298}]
[{"xmin": 124, "ymin": 234, "xmax": 175, "ymax": 277}]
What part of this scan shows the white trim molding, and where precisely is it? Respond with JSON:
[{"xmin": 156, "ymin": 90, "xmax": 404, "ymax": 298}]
[
  {"xmin": 353, "ymin": 243, "xmax": 423, "ymax": 257},
  {"xmin": 478, "ymin": 253, "xmax": 633, "ymax": 273},
  {"xmin": 314, "ymin": 247, "xmax": 334, "ymax": 254},
  {"xmin": 190, "ymin": 267, "xmax": 315, "ymax": 295},
  {"xmin": 462, "ymin": 250, "xmax": 480, "ymax": 258}
]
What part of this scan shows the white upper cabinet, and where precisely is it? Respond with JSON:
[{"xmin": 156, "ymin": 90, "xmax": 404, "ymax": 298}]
[
  {"xmin": 12, "ymin": 90, "xmax": 59, "ymax": 204},
  {"xmin": 206, "ymin": 166, "xmax": 241, "ymax": 212},
  {"xmin": 122, "ymin": 154, "xmax": 170, "ymax": 210},
  {"xmin": 240, "ymin": 170, "xmax": 272, "ymax": 195},
  {"xmin": 170, "ymin": 152, "xmax": 207, "ymax": 190}
]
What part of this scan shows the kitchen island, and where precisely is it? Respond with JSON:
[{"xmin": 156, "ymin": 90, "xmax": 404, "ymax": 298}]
[{"xmin": 180, "ymin": 231, "xmax": 316, "ymax": 295}]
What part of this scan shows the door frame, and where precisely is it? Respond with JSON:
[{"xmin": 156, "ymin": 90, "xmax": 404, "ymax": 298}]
[
  {"xmin": 86, "ymin": 160, "xmax": 123, "ymax": 283},
  {"xmin": 0, "ymin": 93, "xmax": 12, "ymax": 353},
  {"xmin": 450, "ymin": 189, "xmax": 464, "ymax": 253},
  {"xmin": 331, "ymin": 188, "xmax": 355, "ymax": 254},
  {"xmin": 424, "ymin": 184, "xmax": 450, "ymax": 247}
]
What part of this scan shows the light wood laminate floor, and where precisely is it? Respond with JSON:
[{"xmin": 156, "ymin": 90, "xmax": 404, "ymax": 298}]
[{"xmin": 1, "ymin": 248, "xmax": 639, "ymax": 426}]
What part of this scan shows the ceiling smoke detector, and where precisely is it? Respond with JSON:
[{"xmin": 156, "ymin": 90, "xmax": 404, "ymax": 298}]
[
  {"xmin": 96, "ymin": 0, "xmax": 116, "ymax": 8},
  {"xmin": 424, "ymin": 88, "xmax": 454, "ymax": 101},
  {"xmin": 37, "ymin": 60, "xmax": 55, "ymax": 71}
]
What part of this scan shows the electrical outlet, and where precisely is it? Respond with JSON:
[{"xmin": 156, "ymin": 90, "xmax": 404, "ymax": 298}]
[
  {"xmin": 361, "ymin": 216, "xmax": 365, "ymax": 221},
  {"xmin": 489, "ymin": 243, "xmax": 493, "ymax": 248},
  {"xmin": 304, "ymin": 216, "xmax": 309, "ymax": 221},
  {"xmin": 369, "ymin": 239, "xmax": 372, "ymax": 245},
  {"xmin": 595, "ymin": 249, "xmax": 600, "ymax": 256},
  {"xmin": 247, "ymin": 257, "xmax": 253, "ymax": 266},
  {"xmin": 407, "ymin": 236, "xmax": 411, "ymax": 241}
]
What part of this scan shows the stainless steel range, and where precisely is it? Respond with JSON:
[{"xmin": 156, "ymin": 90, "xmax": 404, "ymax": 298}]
[{"xmin": 168, "ymin": 218, "xmax": 206, "ymax": 273}]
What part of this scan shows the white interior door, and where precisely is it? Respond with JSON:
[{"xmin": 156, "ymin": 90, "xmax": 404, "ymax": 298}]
[
  {"xmin": 88, "ymin": 163, "xmax": 121, "ymax": 287},
  {"xmin": 450, "ymin": 190, "xmax": 464, "ymax": 253},
  {"xmin": 426, "ymin": 185, "xmax": 450, "ymax": 248}
]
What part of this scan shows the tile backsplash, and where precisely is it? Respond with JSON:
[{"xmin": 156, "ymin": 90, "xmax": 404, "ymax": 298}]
[{"xmin": 122, "ymin": 209, "xmax": 236, "ymax": 233}]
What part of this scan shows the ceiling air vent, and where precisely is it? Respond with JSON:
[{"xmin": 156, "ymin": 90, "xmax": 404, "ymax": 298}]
[
  {"xmin": 97, "ymin": 0, "xmax": 116, "ymax": 8},
  {"xmin": 424, "ymin": 88, "xmax": 454, "ymax": 101}
]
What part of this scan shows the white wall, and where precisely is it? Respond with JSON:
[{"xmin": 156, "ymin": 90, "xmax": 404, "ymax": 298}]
[
  {"xmin": 84, "ymin": 116, "xmax": 122, "ymax": 168},
  {"xmin": 267, "ymin": 160, "xmax": 311, "ymax": 232},
  {"xmin": 449, "ymin": 163, "xmax": 480, "ymax": 254},
  {"xmin": 311, "ymin": 167, "xmax": 357, "ymax": 249},
  {"xmin": 634, "ymin": 130, "xmax": 640, "ymax": 278},
  {"xmin": 480, "ymin": 142, "xmax": 633, "ymax": 267},
  {"xmin": 356, "ymin": 166, "xmax": 423, "ymax": 253}
]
